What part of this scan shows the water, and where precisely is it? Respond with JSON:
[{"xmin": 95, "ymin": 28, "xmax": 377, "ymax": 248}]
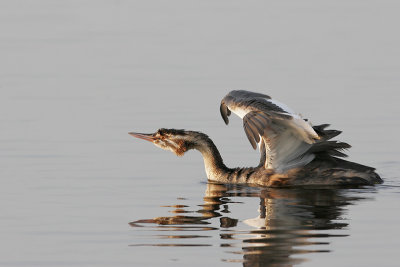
[{"xmin": 1, "ymin": 1, "xmax": 400, "ymax": 266}]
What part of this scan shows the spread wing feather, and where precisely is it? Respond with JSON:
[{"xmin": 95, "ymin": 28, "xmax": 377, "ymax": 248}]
[{"xmin": 220, "ymin": 90, "xmax": 349, "ymax": 173}]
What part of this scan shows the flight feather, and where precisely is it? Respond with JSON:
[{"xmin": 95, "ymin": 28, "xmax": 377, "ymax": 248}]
[{"xmin": 220, "ymin": 90, "xmax": 347, "ymax": 173}]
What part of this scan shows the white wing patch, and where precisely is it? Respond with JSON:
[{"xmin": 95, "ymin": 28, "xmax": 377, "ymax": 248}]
[
  {"xmin": 284, "ymin": 114, "xmax": 319, "ymax": 144},
  {"xmin": 221, "ymin": 91, "xmax": 320, "ymax": 173},
  {"xmin": 229, "ymin": 105, "xmax": 250, "ymax": 119},
  {"xmin": 267, "ymin": 98, "xmax": 296, "ymax": 114}
]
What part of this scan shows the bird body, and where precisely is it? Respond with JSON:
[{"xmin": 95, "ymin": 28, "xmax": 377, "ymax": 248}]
[{"xmin": 130, "ymin": 90, "xmax": 382, "ymax": 187}]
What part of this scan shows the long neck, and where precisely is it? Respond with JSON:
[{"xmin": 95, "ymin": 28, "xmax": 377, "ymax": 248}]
[
  {"xmin": 189, "ymin": 132, "xmax": 231, "ymax": 181},
  {"xmin": 188, "ymin": 131, "xmax": 263, "ymax": 184}
]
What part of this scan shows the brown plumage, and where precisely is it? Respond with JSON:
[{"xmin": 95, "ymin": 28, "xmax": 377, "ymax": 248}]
[{"xmin": 129, "ymin": 91, "xmax": 382, "ymax": 187}]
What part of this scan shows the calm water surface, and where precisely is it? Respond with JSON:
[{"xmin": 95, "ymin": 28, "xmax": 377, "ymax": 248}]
[{"xmin": 1, "ymin": 1, "xmax": 400, "ymax": 266}]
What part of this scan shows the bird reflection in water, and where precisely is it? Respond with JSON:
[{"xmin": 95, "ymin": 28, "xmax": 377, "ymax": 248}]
[{"xmin": 130, "ymin": 183, "xmax": 372, "ymax": 266}]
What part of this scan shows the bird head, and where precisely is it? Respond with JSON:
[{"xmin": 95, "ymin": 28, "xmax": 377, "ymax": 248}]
[{"xmin": 129, "ymin": 128, "xmax": 194, "ymax": 156}]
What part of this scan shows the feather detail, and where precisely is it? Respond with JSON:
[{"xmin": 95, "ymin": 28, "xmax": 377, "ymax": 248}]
[{"xmin": 220, "ymin": 90, "xmax": 349, "ymax": 173}]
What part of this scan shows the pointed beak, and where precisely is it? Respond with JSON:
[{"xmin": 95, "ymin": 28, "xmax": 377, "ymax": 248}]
[{"xmin": 128, "ymin": 132, "xmax": 156, "ymax": 142}]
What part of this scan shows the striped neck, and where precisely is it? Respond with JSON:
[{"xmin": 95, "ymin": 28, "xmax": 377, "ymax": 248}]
[
  {"xmin": 187, "ymin": 132, "xmax": 230, "ymax": 181},
  {"xmin": 188, "ymin": 131, "xmax": 261, "ymax": 183}
]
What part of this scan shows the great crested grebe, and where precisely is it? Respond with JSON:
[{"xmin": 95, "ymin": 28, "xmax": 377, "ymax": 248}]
[{"xmin": 129, "ymin": 90, "xmax": 382, "ymax": 187}]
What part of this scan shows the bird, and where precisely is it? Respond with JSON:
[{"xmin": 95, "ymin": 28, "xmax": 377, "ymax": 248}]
[{"xmin": 129, "ymin": 90, "xmax": 382, "ymax": 187}]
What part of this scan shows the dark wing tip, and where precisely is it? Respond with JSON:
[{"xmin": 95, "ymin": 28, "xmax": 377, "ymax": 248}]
[
  {"xmin": 244, "ymin": 125, "xmax": 258, "ymax": 150},
  {"xmin": 243, "ymin": 114, "xmax": 263, "ymax": 150},
  {"xmin": 220, "ymin": 102, "xmax": 231, "ymax": 125}
]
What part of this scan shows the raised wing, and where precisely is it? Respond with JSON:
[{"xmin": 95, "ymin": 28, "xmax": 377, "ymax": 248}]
[{"xmin": 220, "ymin": 90, "xmax": 321, "ymax": 172}]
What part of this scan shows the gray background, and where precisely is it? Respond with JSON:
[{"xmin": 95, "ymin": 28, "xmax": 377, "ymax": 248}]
[{"xmin": 1, "ymin": 1, "xmax": 399, "ymax": 266}]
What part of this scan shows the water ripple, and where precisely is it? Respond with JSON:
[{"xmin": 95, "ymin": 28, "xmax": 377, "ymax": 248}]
[{"xmin": 129, "ymin": 183, "xmax": 374, "ymax": 266}]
